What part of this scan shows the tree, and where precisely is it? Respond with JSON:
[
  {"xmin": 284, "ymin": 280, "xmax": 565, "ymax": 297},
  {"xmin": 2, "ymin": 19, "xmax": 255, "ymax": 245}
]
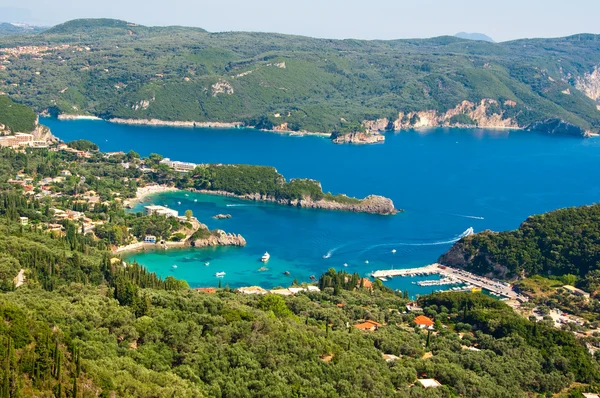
[{"xmin": 185, "ymin": 209, "xmax": 193, "ymax": 221}]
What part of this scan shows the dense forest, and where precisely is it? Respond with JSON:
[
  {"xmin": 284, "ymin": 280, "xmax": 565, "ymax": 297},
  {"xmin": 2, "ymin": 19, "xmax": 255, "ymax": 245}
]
[
  {"xmin": 439, "ymin": 204, "xmax": 600, "ymax": 282},
  {"xmin": 0, "ymin": 96, "xmax": 37, "ymax": 133},
  {"xmin": 0, "ymin": 19, "xmax": 599, "ymax": 134}
]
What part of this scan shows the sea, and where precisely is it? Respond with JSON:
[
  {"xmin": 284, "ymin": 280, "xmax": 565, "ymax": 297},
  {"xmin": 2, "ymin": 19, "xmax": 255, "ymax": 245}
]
[{"xmin": 42, "ymin": 118, "xmax": 600, "ymax": 295}]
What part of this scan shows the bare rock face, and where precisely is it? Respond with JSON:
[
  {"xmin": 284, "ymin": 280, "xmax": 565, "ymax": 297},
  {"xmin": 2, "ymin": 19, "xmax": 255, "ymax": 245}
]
[
  {"xmin": 32, "ymin": 123, "xmax": 58, "ymax": 143},
  {"xmin": 192, "ymin": 229, "xmax": 246, "ymax": 248},
  {"xmin": 332, "ymin": 132, "xmax": 385, "ymax": 144},
  {"xmin": 576, "ymin": 65, "xmax": 600, "ymax": 103}
]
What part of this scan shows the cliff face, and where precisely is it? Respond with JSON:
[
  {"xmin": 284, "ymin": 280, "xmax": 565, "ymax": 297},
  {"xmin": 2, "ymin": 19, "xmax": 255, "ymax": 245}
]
[
  {"xmin": 332, "ymin": 132, "xmax": 385, "ymax": 144},
  {"xmin": 386, "ymin": 99, "xmax": 518, "ymax": 130},
  {"xmin": 31, "ymin": 123, "xmax": 57, "ymax": 142},
  {"xmin": 576, "ymin": 65, "xmax": 600, "ymax": 108},
  {"xmin": 195, "ymin": 190, "xmax": 398, "ymax": 215},
  {"xmin": 191, "ymin": 228, "xmax": 246, "ymax": 248}
]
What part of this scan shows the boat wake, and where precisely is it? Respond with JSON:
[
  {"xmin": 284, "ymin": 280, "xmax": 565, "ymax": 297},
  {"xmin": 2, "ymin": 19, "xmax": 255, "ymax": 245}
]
[
  {"xmin": 226, "ymin": 204, "xmax": 256, "ymax": 207},
  {"xmin": 361, "ymin": 227, "xmax": 475, "ymax": 252},
  {"xmin": 449, "ymin": 213, "xmax": 484, "ymax": 220}
]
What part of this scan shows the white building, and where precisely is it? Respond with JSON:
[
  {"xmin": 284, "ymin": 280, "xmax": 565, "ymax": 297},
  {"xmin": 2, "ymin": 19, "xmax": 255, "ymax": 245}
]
[
  {"xmin": 159, "ymin": 157, "xmax": 197, "ymax": 172},
  {"xmin": 144, "ymin": 235, "xmax": 157, "ymax": 243},
  {"xmin": 144, "ymin": 205, "xmax": 178, "ymax": 218}
]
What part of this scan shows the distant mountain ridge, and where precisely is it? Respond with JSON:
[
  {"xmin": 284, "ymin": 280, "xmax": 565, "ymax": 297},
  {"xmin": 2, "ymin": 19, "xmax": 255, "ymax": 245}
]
[
  {"xmin": 0, "ymin": 22, "xmax": 47, "ymax": 36},
  {"xmin": 455, "ymin": 32, "xmax": 495, "ymax": 42},
  {"xmin": 0, "ymin": 18, "xmax": 599, "ymax": 137}
]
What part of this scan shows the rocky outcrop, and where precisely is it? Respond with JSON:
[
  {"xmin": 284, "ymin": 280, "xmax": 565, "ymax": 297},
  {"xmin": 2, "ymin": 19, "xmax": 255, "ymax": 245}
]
[
  {"xmin": 332, "ymin": 131, "xmax": 385, "ymax": 144},
  {"xmin": 213, "ymin": 214, "xmax": 232, "ymax": 219},
  {"xmin": 211, "ymin": 80, "xmax": 234, "ymax": 96},
  {"xmin": 31, "ymin": 123, "xmax": 58, "ymax": 143},
  {"xmin": 438, "ymin": 231, "xmax": 511, "ymax": 279},
  {"xmin": 526, "ymin": 119, "xmax": 592, "ymax": 137},
  {"xmin": 191, "ymin": 229, "xmax": 246, "ymax": 248},
  {"xmin": 387, "ymin": 99, "xmax": 518, "ymax": 130},
  {"xmin": 576, "ymin": 66, "xmax": 600, "ymax": 105},
  {"xmin": 108, "ymin": 118, "xmax": 242, "ymax": 128},
  {"xmin": 194, "ymin": 190, "xmax": 399, "ymax": 215}
]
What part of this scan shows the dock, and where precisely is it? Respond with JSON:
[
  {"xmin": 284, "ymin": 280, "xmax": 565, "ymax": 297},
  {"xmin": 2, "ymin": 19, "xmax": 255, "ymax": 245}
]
[{"xmin": 372, "ymin": 263, "xmax": 527, "ymax": 301}]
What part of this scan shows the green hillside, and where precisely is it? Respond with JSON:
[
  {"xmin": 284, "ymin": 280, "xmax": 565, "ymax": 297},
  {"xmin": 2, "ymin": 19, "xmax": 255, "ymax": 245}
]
[
  {"xmin": 439, "ymin": 204, "xmax": 600, "ymax": 280},
  {"xmin": 0, "ymin": 95, "xmax": 37, "ymax": 132},
  {"xmin": 0, "ymin": 19, "xmax": 599, "ymax": 134}
]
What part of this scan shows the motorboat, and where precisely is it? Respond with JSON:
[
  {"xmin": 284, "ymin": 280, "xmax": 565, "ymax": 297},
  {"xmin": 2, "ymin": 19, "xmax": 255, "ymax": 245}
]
[
  {"xmin": 343, "ymin": 263, "xmax": 348, "ymax": 267},
  {"xmin": 215, "ymin": 272, "xmax": 226, "ymax": 277},
  {"xmin": 261, "ymin": 252, "xmax": 270, "ymax": 262},
  {"xmin": 172, "ymin": 265, "xmax": 177, "ymax": 269},
  {"xmin": 204, "ymin": 262, "xmax": 210, "ymax": 266},
  {"xmin": 392, "ymin": 249, "xmax": 397, "ymax": 253}
]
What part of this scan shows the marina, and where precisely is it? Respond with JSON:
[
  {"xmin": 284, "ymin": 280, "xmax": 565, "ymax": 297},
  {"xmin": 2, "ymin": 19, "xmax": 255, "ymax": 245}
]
[{"xmin": 372, "ymin": 263, "xmax": 527, "ymax": 301}]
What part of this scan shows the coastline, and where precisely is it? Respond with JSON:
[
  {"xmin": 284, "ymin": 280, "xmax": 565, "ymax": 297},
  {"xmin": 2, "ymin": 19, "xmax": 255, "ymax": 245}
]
[
  {"xmin": 124, "ymin": 184, "xmax": 179, "ymax": 208},
  {"xmin": 57, "ymin": 114, "xmax": 103, "ymax": 121}
]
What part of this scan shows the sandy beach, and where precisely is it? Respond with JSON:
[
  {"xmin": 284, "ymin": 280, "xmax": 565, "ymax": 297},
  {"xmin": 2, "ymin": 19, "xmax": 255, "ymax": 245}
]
[{"xmin": 125, "ymin": 184, "xmax": 178, "ymax": 207}]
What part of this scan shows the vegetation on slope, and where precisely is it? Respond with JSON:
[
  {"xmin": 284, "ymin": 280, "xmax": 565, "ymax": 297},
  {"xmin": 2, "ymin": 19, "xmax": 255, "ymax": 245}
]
[
  {"xmin": 0, "ymin": 19, "xmax": 599, "ymax": 134},
  {"xmin": 439, "ymin": 204, "xmax": 600, "ymax": 280},
  {"xmin": 0, "ymin": 96, "xmax": 37, "ymax": 132}
]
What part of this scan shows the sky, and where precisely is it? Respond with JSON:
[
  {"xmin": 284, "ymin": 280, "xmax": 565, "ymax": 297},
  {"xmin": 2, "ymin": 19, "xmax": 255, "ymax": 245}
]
[{"xmin": 0, "ymin": 0, "xmax": 599, "ymax": 42}]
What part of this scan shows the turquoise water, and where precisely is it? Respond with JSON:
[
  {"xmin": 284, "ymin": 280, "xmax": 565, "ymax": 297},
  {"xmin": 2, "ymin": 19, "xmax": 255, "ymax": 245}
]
[{"xmin": 42, "ymin": 118, "xmax": 600, "ymax": 292}]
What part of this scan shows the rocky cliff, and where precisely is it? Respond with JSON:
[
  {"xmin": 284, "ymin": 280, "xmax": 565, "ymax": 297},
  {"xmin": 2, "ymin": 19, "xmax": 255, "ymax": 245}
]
[
  {"xmin": 576, "ymin": 65, "xmax": 600, "ymax": 108},
  {"xmin": 194, "ymin": 190, "xmax": 399, "ymax": 215},
  {"xmin": 526, "ymin": 119, "xmax": 593, "ymax": 137},
  {"xmin": 387, "ymin": 99, "xmax": 518, "ymax": 130},
  {"xmin": 191, "ymin": 227, "xmax": 247, "ymax": 248},
  {"xmin": 332, "ymin": 131, "xmax": 385, "ymax": 144}
]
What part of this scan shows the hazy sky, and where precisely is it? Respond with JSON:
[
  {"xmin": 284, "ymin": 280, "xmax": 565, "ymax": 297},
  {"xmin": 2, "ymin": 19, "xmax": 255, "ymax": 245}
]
[{"xmin": 1, "ymin": 0, "xmax": 599, "ymax": 42}]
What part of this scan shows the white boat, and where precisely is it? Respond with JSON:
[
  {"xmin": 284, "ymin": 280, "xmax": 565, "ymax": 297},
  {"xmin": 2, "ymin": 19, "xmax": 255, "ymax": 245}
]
[
  {"xmin": 194, "ymin": 199, "xmax": 198, "ymax": 202},
  {"xmin": 204, "ymin": 262, "xmax": 210, "ymax": 266},
  {"xmin": 392, "ymin": 249, "xmax": 397, "ymax": 253},
  {"xmin": 261, "ymin": 252, "xmax": 270, "ymax": 262},
  {"xmin": 178, "ymin": 201, "xmax": 181, "ymax": 205},
  {"xmin": 365, "ymin": 260, "xmax": 369, "ymax": 264},
  {"xmin": 343, "ymin": 263, "xmax": 348, "ymax": 267},
  {"xmin": 185, "ymin": 194, "xmax": 189, "ymax": 196},
  {"xmin": 215, "ymin": 272, "xmax": 226, "ymax": 277},
  {"xmin": 172, "ymin": 265, "xmax": 177, "ymax": 269}
]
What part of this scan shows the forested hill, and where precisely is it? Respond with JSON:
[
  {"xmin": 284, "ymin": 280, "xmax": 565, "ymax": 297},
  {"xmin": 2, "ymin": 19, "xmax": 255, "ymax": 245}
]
[
  {"xmin": 439, "ymin": 204, "xmax": 600, "ymax": 280},
  {"xmin": 0, "ymin": 95, "xmax": 37, "ymax": 132},
  {"xmin": 1, "ymin": 18, "xmax": 600, "ymax": 135}
]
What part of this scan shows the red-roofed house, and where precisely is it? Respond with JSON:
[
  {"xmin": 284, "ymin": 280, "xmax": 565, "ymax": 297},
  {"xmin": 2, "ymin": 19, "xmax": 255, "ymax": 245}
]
[
  {"xmin": 357, "ymin": 278, "xmax": 373, "ymax": 289},
  {"xmin": 195, "ymin": 288, "xmax": 216, "ymax": 294},
  {"xmin": 354, "ymin": 320, "xmax": 382, "ymax": 332},
  {"xmin": 414, "ymin": 315, "xmax": 434, "ymax": 329}
]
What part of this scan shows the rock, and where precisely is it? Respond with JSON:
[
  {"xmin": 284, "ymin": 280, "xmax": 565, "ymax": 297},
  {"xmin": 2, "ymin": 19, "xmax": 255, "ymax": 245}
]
[
  {"xmin": 526, "ymin": 119, "xmax": 590, "ymax": 137},
  {"xmin": 192, "ymin": 229, "xmax": 246, "ymax": 248},
  {"xmin": 212, "ymin": 214, "xmax": 232, "ymax": 219},
  {"xmin": 332, "ymin": 131, "xmax": 385, "ymax": 144}
]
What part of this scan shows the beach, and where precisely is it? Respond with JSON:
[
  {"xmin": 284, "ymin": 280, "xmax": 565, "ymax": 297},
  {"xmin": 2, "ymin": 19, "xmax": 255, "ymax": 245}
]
[{"xmin": 125, "ymin": 184, "xmax": 178, "ymax": 207}]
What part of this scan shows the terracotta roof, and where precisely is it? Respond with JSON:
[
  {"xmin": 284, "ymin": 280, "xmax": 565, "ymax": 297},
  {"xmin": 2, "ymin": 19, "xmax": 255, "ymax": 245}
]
[
  {"xmin": 414, "ymin": 315, "xmax": 434, "ymax": 327},
  {"xmin": 354, "ymin": 320, "xmax": 382, "ymax": 330},
  {"xmin": 358, "ymin": 278, "xmax": 373, "ymax": 289},
  {"xmin": 195, "ymin": 288, "xmax": 216, "ymax": 294}
]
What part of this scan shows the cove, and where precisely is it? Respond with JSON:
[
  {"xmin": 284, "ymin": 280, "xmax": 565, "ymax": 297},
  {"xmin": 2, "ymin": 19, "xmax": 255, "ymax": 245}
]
[{"xmin": 42, "ymin": 118, "xmax": 600, "ymax": 291}]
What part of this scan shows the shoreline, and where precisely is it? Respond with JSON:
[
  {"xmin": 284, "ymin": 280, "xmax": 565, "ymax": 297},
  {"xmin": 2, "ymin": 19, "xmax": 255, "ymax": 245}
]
[
  {"xmin": 124, "ymin": 184, "xmax": 179, "ymax": 208},
  {"xmin": 57, "ymin": 114, "xmax": 103, "ymax": 121}
]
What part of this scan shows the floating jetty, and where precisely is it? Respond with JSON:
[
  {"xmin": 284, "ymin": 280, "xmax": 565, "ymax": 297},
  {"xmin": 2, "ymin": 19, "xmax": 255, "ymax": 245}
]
[{"xmin": 371, "ymin": 264, "xmax": 440, "ymax": 279}]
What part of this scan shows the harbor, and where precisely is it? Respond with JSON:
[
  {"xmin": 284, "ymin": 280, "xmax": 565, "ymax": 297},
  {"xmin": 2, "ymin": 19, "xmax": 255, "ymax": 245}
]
[{"xmin": 372, "ymin": 263, "xmax": 528, "ymax": 301}]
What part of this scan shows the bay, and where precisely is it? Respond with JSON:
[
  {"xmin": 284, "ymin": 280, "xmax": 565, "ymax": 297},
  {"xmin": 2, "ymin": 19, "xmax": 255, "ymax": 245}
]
[{"xmin": 42, "ymin": 118, "xmax": 600, "ymax": 292}]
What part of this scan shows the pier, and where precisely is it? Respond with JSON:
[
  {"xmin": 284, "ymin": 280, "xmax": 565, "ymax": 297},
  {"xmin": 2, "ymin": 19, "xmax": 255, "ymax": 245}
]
[{"xmin": 372, "ymin": 263, "xmax": 526, "ymax": 301}]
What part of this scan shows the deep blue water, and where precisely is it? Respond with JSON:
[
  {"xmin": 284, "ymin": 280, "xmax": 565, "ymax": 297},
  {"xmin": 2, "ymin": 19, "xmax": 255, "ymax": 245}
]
[{"xmin": 42, "ymin": 118, "xmax": 600, "ymax": 292}]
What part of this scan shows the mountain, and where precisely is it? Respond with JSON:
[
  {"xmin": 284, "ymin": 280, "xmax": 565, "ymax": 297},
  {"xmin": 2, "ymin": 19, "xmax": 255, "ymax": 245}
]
[
  {"xmin": 455, "ymin": 32, "xmax": 495, "ymax": 42},
  {"xmin": 0, "ymin": 22, "xmax": 47, "ymax": 36},
  {"xmin": 0, "ymin": 95, "xmax": 37, "ymax": 132},
  {"xmin": 0, "ymin": 18, "xmax": 599, "ymax": 136}
]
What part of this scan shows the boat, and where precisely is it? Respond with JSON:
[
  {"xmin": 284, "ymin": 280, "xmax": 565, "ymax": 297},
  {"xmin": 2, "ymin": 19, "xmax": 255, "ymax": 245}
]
[
  {"xmin": 392, "ymin": 249, "xmax": 397, "ymax": 253},
  {"xmin": 172, "ymin": 265, "xmax": 177, "ymax": 269},
  {"xmin": 204, "ymin": 262, "xmax": 210, "ymax": 266},
  {"xmin": 283, "ymin": 271, "xmax": 290, "ymax": 276},
  {"xmin": 310, "ymin": 275, "xmax": 316, "ymax": 280},
  {"xmin": 365, "ymin": 260, "xmax": 369, "ymax": 264},
  {"xmin": 343, "ymin": 263, "xmax": 348, "ymax": 267},
  {"xmin": 258, "ymin": 266, "xmax": 268, "ymax": 272},
  {"xmin": 215, "ymin": 272, "xmax": 226, "ymax": 277},
  {"xmin": 185, "ymin": 194, "xmax": 189, "ymax": 196},
  {"xmin": 261, "ymin": 252, "xmax": 270, "ymax": 262},
  {"xmin": 194, "ymin": 199, "xmax": 197, "ymax": 202},
  {"xmin": 177, "ymin": 201, "xmax": 181, "ymax": 205},
  {"xmin": 378, "ymin": 277, "xmax": 388, "ymax": 282}
]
